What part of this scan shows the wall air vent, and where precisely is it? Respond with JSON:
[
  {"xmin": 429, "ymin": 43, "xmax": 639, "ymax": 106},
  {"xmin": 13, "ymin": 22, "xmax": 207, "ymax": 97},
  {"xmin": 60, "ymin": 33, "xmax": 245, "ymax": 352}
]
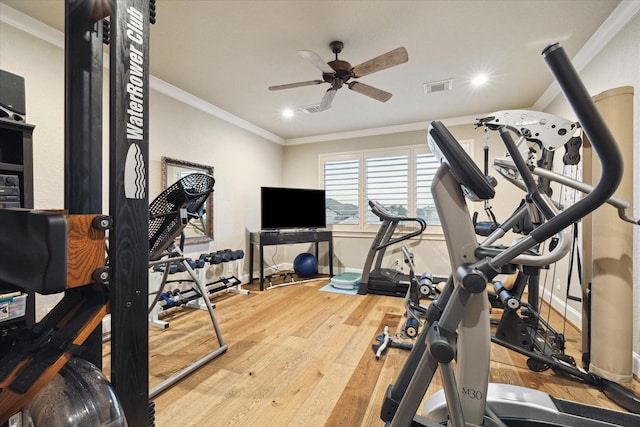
[{"xmin": 423, "ymin": 79, "xmax": 453, "ymax": 94}]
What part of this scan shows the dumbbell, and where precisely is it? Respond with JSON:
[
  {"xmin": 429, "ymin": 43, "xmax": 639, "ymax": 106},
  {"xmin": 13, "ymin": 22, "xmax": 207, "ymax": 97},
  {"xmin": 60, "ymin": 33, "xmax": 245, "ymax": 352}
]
[
  {"xmin": 168, "ymin": 263, "xmax": 178, "ymax": 274},
  {"xmin": 217, "ymin": 249, "xmax": 232, "ymax": 262},
  {"xmin": 159, "ymin": 292, "xmax": 176, "ymax": 308},
  {"xmin": 185, "ymin": 257, "xmax": 205, "ymax": 269},
  {"xmin": 209, "ymin": 252, "xmax": 223, "ymax": 264}
]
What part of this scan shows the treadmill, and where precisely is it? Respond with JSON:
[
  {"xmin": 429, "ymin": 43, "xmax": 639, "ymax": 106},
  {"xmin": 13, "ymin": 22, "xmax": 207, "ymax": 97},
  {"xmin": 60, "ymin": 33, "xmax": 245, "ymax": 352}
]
[{"xmin": 358, "ymin": 200, "xmax": 431, "ymax": 296}]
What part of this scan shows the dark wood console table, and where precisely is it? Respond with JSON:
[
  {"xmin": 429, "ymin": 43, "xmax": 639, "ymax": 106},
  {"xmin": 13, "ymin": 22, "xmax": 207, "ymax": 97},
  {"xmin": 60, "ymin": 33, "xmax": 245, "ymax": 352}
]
[{"xmin": 249, "ymin": 230, "xmax": 334, "ymax": 290}]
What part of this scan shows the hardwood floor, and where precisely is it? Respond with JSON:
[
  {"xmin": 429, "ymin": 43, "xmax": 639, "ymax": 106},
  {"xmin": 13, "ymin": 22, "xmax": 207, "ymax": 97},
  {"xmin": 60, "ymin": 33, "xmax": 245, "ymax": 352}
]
[{"xmin": 104, "ymin": 277, "xmax": 639, "ymax": 426}]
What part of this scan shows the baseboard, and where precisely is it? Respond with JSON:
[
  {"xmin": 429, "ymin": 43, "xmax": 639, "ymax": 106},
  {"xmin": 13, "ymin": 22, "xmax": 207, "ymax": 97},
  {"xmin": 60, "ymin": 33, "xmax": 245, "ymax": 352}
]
[
  {"xmin": 634, "ymin": 351, "xmax": 640, "ymax": 377},
  {"xmin": 541, "ymin": 288, "xmax": 582, "ymax": 329}
]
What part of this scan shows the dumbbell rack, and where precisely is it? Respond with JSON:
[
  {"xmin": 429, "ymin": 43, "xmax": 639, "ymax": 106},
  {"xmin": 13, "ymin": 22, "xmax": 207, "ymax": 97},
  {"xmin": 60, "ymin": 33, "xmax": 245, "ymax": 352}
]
[{"xmin": 148, "ymin": 249, "xmax": 248, "ymax": 329}]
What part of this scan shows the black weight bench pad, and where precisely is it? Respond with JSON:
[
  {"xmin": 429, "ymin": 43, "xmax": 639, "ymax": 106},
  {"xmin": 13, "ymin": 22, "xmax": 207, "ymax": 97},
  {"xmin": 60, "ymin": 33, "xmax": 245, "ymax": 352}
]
[{"xmin": 0, "ymin": 209, "xmax": 67, "ymax": 294}]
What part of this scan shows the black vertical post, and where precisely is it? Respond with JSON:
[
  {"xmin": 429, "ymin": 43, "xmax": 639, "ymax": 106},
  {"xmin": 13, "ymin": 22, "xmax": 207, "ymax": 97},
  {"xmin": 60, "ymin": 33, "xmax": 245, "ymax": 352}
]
[
  {"xmin": 65, "ymin": 0, "xmax": 104, "ymax": 213},
  {"xmin": 64, "ymin": 0, "xmax": 107, "ymax": 368},
  {"xmin": 109, "ymin": 0, "xmax": 150, "ymax": 425}
]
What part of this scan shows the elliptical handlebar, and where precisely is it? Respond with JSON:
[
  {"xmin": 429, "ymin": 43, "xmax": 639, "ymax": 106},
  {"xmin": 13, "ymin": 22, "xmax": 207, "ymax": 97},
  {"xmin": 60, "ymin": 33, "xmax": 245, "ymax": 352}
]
[{"xmin": 528, "ymin": 43, "xmax": 623, "ymax": 243}]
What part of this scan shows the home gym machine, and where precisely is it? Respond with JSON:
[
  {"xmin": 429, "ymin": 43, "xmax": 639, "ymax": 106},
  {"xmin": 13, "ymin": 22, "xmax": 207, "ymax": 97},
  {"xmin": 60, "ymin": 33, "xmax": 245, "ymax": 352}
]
[
  {"xmin": 479, "ymin": 109, "xmax": 640, "ymax": 392},
  {"xmin": 475, "ymin": 110, "xmax": 581, "ymax": 369},
  {"xmin": 383, "ymin": 43, "xmax": 640, "ymax": 427},
  {"xmin": 1, "ymin": 1, "xmax": 156, "ymax": 425},
  {"xmin": 0, "ymin": 210, "xmax": 119, "ymax": 425},
  {"xmin": 358, "ymin": 199, "xmax": 442, "ymax": 297}
]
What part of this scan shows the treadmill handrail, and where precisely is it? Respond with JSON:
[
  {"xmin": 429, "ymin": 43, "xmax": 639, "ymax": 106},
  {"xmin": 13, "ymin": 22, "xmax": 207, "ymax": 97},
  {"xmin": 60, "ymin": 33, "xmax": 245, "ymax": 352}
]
[{"xmin": 369, "ymin": 200, "xmax": 427, "ymax": 249}]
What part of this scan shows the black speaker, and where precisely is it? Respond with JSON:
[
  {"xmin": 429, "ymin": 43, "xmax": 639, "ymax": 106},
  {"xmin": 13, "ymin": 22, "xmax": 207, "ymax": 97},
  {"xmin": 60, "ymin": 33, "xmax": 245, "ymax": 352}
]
[{"xmin": 0, "ymin": 69, "xmax": 26, "ymax": 122}]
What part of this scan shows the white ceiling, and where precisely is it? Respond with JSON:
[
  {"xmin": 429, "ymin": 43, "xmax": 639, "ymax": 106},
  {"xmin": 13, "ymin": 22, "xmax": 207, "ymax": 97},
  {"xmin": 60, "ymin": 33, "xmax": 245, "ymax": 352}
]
[{"xmin": 0, "ymin": 0, "xmax": 631, "ymax": 143}]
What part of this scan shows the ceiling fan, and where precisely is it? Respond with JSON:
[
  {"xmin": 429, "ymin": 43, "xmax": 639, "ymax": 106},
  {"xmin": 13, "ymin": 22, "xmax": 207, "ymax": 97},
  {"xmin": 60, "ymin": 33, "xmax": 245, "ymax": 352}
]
[{"xmin": 268, "ymin": 41, "xmax": 408, "ymax": 112}]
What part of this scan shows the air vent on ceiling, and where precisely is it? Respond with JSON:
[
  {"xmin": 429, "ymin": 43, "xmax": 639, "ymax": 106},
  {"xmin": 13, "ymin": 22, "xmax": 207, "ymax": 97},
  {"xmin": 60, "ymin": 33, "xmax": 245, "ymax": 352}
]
[
  {"xmin": 424, "ymin": 79, "xmax": 453, "ymax": 94},
  {"xmin": 299, "ymin": 104, "xmax": 323, "ymax": 113}
]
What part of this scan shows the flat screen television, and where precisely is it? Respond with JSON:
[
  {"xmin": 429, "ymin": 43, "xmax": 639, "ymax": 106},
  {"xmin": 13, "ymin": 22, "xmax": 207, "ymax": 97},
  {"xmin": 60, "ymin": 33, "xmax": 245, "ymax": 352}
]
[{"xmin": 261, "ymin": 186, "xmax": 326, "ymax": 230}]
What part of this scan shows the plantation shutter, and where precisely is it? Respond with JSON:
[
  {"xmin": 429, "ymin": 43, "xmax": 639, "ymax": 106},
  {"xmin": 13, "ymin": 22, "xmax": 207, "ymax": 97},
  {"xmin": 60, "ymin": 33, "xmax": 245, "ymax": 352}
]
[
  {"xmin": 365, "ymin": 154, "xmax": 408, "ymax": 224},
  {"xmin": 416, "ymin": 152, "xmax": 441, "ymax": 225},
  {"xmin": 323, "ymin": 159, "xmax": 359, "ymax": 225}
]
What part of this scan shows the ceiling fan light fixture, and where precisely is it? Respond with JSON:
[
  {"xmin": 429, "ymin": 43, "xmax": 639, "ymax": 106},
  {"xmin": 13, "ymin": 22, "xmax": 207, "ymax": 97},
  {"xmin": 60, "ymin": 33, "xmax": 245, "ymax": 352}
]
[{"xmin": 270, "ymin": 42, "xmax": 408, "ymax": 111}]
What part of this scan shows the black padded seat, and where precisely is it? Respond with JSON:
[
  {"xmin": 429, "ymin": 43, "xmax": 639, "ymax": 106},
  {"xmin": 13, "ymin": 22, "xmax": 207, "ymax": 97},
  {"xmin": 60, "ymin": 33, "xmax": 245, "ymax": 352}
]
[{"xmin": 0, "ymin": 209, "xmax": 67, "ymax": 294}]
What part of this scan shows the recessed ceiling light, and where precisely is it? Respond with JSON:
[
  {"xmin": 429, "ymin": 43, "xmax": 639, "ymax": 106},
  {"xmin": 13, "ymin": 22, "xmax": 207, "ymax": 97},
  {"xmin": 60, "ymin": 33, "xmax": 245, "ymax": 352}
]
[
  {"xmin": 471, "ymin": 74, "xmax": 489, "ymax": 86},
  {"xmin": 282, "ymin": 108, "xmax": 294, "ymax": 118}
]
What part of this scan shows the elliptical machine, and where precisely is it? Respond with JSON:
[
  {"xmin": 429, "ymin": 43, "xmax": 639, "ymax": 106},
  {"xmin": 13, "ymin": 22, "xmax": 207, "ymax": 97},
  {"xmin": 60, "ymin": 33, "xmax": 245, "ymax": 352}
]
[{"xmin": 382, "ymin": 43, "xmax": 640, "ymax": 427}]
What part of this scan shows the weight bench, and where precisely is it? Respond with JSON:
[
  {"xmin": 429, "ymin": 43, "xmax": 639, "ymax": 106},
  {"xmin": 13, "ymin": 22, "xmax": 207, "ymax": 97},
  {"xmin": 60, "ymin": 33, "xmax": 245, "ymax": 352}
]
[
  {"xmin": 146, "ymin": 173, "xmax": 227, "ymax": 399},
  {"xmin": 0, "ymin": 209, "xmax": 109, "ymax": 424}
]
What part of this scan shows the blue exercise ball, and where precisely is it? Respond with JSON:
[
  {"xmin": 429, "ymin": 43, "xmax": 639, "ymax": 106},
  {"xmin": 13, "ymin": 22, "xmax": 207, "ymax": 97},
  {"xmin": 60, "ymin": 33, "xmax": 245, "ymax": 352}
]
[{"xmin": 294, "ymin": 252, "xmax": 317, "ymax": 277}]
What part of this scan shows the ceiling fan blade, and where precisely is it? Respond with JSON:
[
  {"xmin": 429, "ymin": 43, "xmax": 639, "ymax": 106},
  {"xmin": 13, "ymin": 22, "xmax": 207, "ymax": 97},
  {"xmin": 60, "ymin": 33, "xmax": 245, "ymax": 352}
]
[
  {"xmin": 318, "ymin": 88, "xmax": 337, "ymax": 111},
  {"xmin": 298, "ymin": 50, "xmax": 336, "ymax": 74},
  {"xmin": 348, "ymin": 81, "xmax": 392, "ymax": 102},
  {"xmin": 351, "ymin": 47, "xmax": 408, "ymax": 78},
  {"xmin": 268, "ymin": 80, "xmax": 325, "ymax": 91}
]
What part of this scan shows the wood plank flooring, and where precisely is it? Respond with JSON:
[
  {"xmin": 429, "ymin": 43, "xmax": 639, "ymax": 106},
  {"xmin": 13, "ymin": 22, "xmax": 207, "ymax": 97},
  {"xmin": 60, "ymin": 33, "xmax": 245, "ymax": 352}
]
[{"xmin": 104, "ymin": 278, "xmax": 639, "ymax": 426}]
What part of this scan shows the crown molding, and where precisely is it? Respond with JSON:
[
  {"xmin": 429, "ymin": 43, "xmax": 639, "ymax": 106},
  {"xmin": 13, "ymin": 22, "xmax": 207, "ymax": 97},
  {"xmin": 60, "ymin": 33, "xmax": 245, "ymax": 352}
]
[
  {"xmin": 0, "ymin": 3, "xmax": 64, "ymax": 48},
  {"xmin": 0, "ymin": 3, "xmax": 284, "ymax": 145},
  {"xmin": 283, "ymin": 114, "xmax": 480, "ymax": 145},
  {"xmin": 149, "ymin": 77, "xmax": 283, "ymax": 144}
]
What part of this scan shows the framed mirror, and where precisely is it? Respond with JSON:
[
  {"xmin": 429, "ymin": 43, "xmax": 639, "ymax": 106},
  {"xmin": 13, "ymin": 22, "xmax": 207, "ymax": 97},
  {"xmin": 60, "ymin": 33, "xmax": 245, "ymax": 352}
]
[{"xmin": 161, "ymin": 156, "xmax": 214, "ymax": 244}]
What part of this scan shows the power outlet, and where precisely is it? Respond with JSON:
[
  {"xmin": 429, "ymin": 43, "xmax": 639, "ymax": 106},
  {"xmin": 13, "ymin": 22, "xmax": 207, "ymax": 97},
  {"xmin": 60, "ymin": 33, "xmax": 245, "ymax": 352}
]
[{"xmin": 555, "ymin": 278, "xmax": 562, "ymax": 293}]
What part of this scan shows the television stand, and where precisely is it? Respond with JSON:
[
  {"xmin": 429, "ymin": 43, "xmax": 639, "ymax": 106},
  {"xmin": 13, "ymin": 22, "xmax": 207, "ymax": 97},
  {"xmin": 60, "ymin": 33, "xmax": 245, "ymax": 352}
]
[{"xmin": 249, "ymin": 230, "xmax": 334, "ymax": 290}]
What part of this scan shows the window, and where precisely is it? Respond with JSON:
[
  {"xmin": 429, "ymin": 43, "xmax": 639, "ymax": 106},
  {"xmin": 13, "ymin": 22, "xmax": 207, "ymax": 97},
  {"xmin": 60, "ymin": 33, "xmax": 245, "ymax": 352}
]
[
  {"xmin": 416, "ymin": 152, "xmax": 441, "ymax": 226},
  {"xmin": 320, "ymin": 142, "xmax": 472, "ymax": 233},
  {"xmin": 323, "ymin": 155, "xmax": 360, "ymax": 226},
  {"xmin": 365, "ymin": 154, "xmax": 408, "ymax": 223}
]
